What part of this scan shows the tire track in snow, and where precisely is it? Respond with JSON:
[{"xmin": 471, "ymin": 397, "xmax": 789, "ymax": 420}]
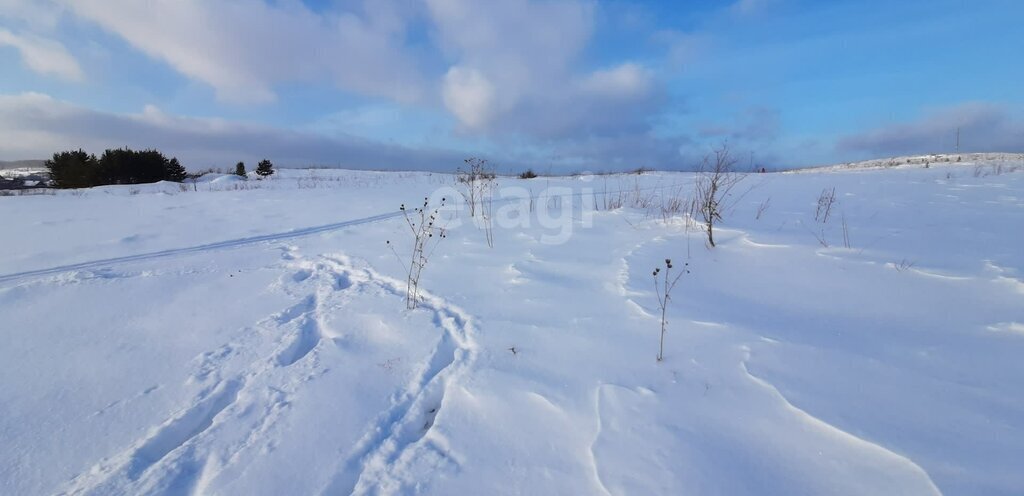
[
  {"xmin": 315, "ymin": 255, "xmax": 479, "ymax": 496},
  {"xmin": 1, "ymin": 179, "xmax": 693, "ymax": 286},
  {"xmin": 0, "ymin": 210, "xmax": 405, "ymax": 284}
]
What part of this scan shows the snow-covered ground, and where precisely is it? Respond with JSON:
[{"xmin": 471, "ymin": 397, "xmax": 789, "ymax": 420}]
[
  {"xmin": 1, "ymin": 162, "xmax": 1022, "ymax": 495},
  {"xmin": 795, "ymin": 152, "xmax": 1024, "ymax": 173}
]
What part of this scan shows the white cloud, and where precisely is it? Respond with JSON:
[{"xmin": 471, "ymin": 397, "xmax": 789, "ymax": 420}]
[
  {"xmin": 0, "ymin": 91, "xmax": 696, "ymax": 172},
  {"xmin": 426, "ymin": 0, "xmax": 664, "ymax": 141},
  {"xmin": 1, "ymin": 0, "xmax": 680, "ymax": 168},
  {"xmin": 580, "ymin": 63, "xmax": 653, "ymax": 98},
  {"xmin": 442, "ymin": 66, "xmax": 497, "ymax": 129},
  {"xmin": 426, "ymin": 0, "xmax": 593, "ymax": 91},
  {"xmin": 0, "ymin": 0, "xmax": 64, "ymax": 29},
  {"xmin": 427, "ymin": 0, "xmax": 593, "ymax": 128},
  {"xmin": 56, "ymin": 0, "xmax": 426, "ymax": 104},
  {"xmin": 0, "ymin": 28, "xmax": 82, "ymax": 81}
]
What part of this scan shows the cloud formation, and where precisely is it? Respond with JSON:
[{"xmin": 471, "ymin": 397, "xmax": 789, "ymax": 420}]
[
  {"xmin": 427, "ymin": 0, "xmax": 662, "ymax": 140},
  {"xmin": 0, "ymin": 93, "xmax": 466, "ymax": 170},
  {"xmin": 0, "ymin": 28, "xmax": 82, "ymax": 81},
  {"xmin": 0, "ymin": 92, "xmax": 699, "ymax": 172},
  {"xmin": 1, "ymin": 0, "xmax": 666, "ymax": 147},
  {"xmin": 836, "ymin": 102, "xmax": 1024, "ymax": 157},
  {"xmin": 56, "ymin": 0, "xmax": 427, "ymax": 104}
]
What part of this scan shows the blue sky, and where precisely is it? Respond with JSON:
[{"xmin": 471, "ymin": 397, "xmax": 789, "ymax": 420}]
[{"xmin": 1, "ymin": 0, "xmax": 1021, "ymax": 171}]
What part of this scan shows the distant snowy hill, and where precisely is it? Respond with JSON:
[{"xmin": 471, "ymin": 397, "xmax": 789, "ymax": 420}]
[
  {"xmin": 793, "ymin": 152, "xmax": 1024, "ymax": 173},
  {"xmin": 0, "ymin": 159, "xmax": 45, "ymax": 170}
]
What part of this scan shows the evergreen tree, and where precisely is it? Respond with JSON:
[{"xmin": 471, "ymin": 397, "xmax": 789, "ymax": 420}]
[
  {"xmin": 135, "ymin": 149, "xmax": 170, "ymax": 183},
  {"xmin": 45, "ymin": 149, "xmax": 100, "ymax": 188},
  {"xmin": 165, "ymin": 157, "xmax": 187, "ymax": 182},
  {"xmin": 98, "ymin": 148, "xmax": 134, "ymax": 184},
  {"xmin": 235, "ymin": 162, "xmax": 247, "ymax": 177},
  {"xmin": 44, "ymin": 147, "xmax": 188, "ymax": 187},
  {"xmin": 255, "ymin": 159, "xmax": 275, "ymax": 178}
]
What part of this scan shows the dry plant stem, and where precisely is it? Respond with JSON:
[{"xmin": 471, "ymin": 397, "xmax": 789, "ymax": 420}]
[
  {"xmin": 815, "ymin": 187, "xmax": 837, "ymax": 222},
  {"xmin": 482, "ymin": 190, "xmax": 494, "ymax": 248},
  {"xmin": 894, "ymin": 259, "xmax": 916, "ymax": 272},
  {"xmin": 841, "ymin": 213, "xmax": 851, "ymax": 249},
  {"xmin": 653, "ymin": 259, "xmax": 687, "ymax": 362},
  {"xmin": 456, "ymin": 157, "xmax": 495, "ymax": 218},
  {"xmin": 456, "ymin": 157, "xmax": 496, "ymax": 246},
  {"xmin": 388, "ymin": 197, "xmax": 448, "ymax": 309},
  {"xmin": 756, "ymin": 197, "xmax": 771, "ymax": 220}
]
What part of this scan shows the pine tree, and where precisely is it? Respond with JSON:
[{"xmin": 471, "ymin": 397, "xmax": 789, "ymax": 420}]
[
  {"xmin": 255, "ymin": 159, "xmax": 275, "ymax": 178},
  {"xmin": 235, "ymin": 162, "xmax": 247, "ymax": 177},
  {"xmin": 45, "ymin": 149, "xmax": 100, "ymax": 188},
  {"xmin": 165, "ymin": 157, "xmax": 187, "ymax": 182}
]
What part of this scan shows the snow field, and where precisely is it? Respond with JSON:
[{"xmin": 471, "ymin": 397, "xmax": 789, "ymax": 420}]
[{"xmin": 1, "ymin": 163, "xmax": 1022, "ymax": 495}]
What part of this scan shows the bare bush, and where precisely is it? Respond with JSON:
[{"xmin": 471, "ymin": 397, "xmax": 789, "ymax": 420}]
[
  {"xmin": 814, "ymin": 187, "xmax": 837, "ymax": 223},
  {"xmin": 456, "ymin": 157, "xmax": 496, "ymax": 217},
  {"xmin": 695, "ymin": 145, "xmax": 744, "ymax": 247},
  {"xmin": 656, "ymin": 186, "xmax": 688, "ymax": 222},
  {"xmin": 387, "ymin": 197, "xmax": 449, "ymax": 309},
  {"xmin": 893, "ymin": 259, "xmax": 916, "ymax": 272},
  {"xmin": 596, "ymin": 183, "xmax": 660, "ymax": 212}
]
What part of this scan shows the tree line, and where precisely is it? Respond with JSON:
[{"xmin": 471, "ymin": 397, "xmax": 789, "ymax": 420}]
[{"xmin": 45, "ymin": 148, "xmax": 274, "ymax": 189}]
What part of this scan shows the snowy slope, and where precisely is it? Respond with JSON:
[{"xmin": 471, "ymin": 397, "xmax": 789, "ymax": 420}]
[
  {"xmin": 1, "ymin": 164, "xmax": 1022, "ymax": 495},
  {"xmin": 793, "ymin": 152, "xmax": 1024, "ymax": 173}
]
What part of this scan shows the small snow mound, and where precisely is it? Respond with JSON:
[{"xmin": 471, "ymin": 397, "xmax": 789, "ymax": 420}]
[{"xmin": 205, "ymin": 174, "xmax": 248, "ymax": 185}]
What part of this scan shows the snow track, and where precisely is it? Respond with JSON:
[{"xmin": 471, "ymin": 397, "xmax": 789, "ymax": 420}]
[
  {"xmin": 316, "ymin": 255, "xmax": 479, "ymax": 495},
  {"xmin": 60, "ymin": 251, "xmax": 478, "ymax": 496},
  {"xmin": 0, "ymin": 211, "xmax": 405, "ymax": 285}
]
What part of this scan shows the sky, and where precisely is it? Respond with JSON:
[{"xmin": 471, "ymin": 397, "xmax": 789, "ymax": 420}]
[{"xmin": 0, "ymin": 0, "xmax": 1022, "ymax": 172}]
